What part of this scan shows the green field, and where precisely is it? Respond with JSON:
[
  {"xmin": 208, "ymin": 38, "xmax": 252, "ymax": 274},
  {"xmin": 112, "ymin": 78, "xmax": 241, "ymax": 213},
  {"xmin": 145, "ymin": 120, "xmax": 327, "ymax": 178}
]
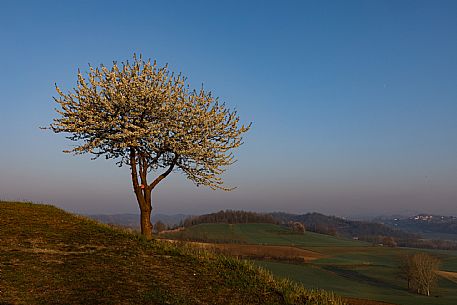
[
  {"xmin": 165, "ymin": 223, "xmax": 457, "ymax": 305},
  {"xmin": 164, "ymin": 223, "xmax": 369, "ymax": 247}
]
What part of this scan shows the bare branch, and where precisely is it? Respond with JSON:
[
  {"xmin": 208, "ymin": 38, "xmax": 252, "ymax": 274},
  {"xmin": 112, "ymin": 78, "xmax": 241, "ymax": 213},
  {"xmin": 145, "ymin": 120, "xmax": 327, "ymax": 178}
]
[
  {"xmin": 129, "ymin": 148, "xmax": 140, "ymax": 189},
  {"xmin": 149, "ymin": 154, "xmax": 179, "ymax": 190}
]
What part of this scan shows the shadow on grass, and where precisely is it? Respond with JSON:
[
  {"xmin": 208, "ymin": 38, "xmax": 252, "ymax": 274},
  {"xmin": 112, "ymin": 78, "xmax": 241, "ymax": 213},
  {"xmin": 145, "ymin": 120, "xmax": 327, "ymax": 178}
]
[{"xmin": 322, "ymin": 265, "xmax": 404, "ymax": 291}]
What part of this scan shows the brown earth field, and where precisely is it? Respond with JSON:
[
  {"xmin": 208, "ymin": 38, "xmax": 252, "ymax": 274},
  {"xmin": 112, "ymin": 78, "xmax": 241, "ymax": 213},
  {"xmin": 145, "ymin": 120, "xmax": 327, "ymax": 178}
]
[
  {"xmin": 436, "ymin": 270, "xmax": 457, "ymax": 284},
  {"xmin": 164, "ymin": 240, "xmax": 324, "ymax": 262},
  {"xmin": 343, "ymin": 297, "xmax": 397, "ymax": 305}
]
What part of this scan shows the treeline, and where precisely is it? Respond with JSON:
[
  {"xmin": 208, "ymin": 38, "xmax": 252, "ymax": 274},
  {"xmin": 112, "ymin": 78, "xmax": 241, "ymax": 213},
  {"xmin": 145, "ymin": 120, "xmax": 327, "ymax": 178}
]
[
  {"xmin": 181, "ymin": 210, "xmax": 277, "ymax": 227},
  {"xmin": 396, "ymin": 238, "xmax": 457, "ymax": 250}
]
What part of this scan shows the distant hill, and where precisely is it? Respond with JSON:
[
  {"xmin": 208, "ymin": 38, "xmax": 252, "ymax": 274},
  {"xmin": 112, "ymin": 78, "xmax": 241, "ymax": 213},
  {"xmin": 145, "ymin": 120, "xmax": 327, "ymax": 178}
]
[
  {"xmin": 87, "ymin": 210, "xmax": 423, "ymax": 243},
  {"xmin": 87, "ymin": 213, "xmax": 189, "ymax": 229},
  {"xmin": 178, "ymin": 210, "xmax": 418, "ymax": 242},
  {"xmin": 89, "ymin": 209, "xmax": 457, "ymax": 250},
  {"xmin": 0, "ymin": 201, "xmax": 346, "ymax": 305},
  {"xmin": 271, "ymin": 212, "xmax": 457, "ymax": 250},
  {"xmin": 374, "ymin": 214, "xmax": 457, "ymax": 241},
  {"xmin": 270, "ymin": 212, "xmax": 419, "ymax": 241}
]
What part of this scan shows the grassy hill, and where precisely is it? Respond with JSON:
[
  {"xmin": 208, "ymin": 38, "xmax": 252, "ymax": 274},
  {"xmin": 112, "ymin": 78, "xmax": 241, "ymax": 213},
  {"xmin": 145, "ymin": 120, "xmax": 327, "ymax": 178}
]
[
  {"xmin": 164, "ymin": 223, "xmax": 457, "ymax": 305},
  {"xmin": 163, "ymin": 223, "xmax": 368, "ymax": 247},
  {"xmin": 0, "ymin": 201, "xmax": 346, "ymax": 305}
]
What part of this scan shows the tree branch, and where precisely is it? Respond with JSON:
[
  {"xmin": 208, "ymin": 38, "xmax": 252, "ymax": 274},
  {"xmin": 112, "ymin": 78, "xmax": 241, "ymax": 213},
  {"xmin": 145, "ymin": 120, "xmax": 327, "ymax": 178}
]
[
  {"xmin": 149, "ymin": 154, "xmax": 179, "ymax": 190},
  {"xmin": 150, "ymin": 150, "xmax": 163, "ymax": 166},
  {"xmin": 129, "ymin": 148, "xmax": 140, "ymax": 189},
  {"xmin": 139, "ymin": 152, "xmax": 148, "ymax": 187}
]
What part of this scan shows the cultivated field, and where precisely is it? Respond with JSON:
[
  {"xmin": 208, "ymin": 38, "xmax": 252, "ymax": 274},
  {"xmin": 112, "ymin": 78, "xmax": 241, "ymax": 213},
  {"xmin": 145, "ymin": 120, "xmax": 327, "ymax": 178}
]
[
  {"xmin": 163, "ymin": 223, "xmax": 368, "ymax": 247},
  {"xmin": 165, "ymin": 223, "xmax": 457, "ymax": 305},
  {"xmin": 175, "ymin": 241, "xmax": 323, "ymax": 262}
]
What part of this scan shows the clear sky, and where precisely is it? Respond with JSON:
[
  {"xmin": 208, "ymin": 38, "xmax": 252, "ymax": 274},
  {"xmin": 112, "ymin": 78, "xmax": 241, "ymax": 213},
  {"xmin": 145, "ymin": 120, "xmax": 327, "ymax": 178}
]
[{"xmin": 1, "ymin": 0, "xmax": 456, "ymax": 216}]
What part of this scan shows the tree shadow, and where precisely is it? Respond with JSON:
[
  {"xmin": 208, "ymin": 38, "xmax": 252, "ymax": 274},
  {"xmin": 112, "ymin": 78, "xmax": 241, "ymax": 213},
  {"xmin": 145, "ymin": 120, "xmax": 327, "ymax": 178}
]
[{"xmin": 322, "ymin": 265, "xmax": 405, "ymax": 291}]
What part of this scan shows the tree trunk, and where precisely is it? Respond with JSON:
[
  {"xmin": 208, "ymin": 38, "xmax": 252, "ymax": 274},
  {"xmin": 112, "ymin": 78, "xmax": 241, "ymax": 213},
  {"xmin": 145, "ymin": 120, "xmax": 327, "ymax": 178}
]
[
  {"xmin": 129, "ymin": 148, "xmax": 177, "ymax": 239},
  {"xmin": 130, "ymin": 148, "xmax": 154, "ymax": 239},
  {"xmin": 140, "ymin": 204, "xmax": 153, "ymax": 239},
  {"xmin": 132, "ymin": 189, "xmax": 154, "ymax": 239},
  {"xmin": 133, "ymin": 187, "xmax": 154, "ymax": 239}
]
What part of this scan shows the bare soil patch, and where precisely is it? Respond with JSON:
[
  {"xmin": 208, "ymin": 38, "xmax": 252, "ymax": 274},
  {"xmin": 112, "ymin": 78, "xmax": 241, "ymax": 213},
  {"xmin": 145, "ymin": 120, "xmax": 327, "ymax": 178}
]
[
  {"xmin": 344, "ymin": 297, "xmax": 398, "ymax": 305},
  {"xmin": 180, "ymin": 241, "xmax": 323, "ymax": 262},
  {"xmin": 437, "ymin": 270, "xmax": 457, "ymax": 284}
]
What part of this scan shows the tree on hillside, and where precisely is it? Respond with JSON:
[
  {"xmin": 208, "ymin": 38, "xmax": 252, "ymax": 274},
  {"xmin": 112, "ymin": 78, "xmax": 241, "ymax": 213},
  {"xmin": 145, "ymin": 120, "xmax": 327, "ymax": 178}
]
[
  {"xmin": 381, "ymin": 236, "xmax": 397, "ymax": 247},
  {"xmin": 288, "ymin": 221, "xmax": 305, "ymax": 233},
  {"xmin": 400, "ymin": 253, "xmax": 441, "ymax": 296},
  {"xmin": 47, "ymin": 54, "xmax": 250, "ymax": 238}
]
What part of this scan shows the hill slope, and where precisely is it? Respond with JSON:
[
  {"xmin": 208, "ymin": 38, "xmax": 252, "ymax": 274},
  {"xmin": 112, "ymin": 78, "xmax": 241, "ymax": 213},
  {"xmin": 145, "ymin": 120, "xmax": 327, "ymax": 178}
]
[
  {"xmin": 271, "ymin": 212, "xmax": 418, "ymax": 240},
  {"xmin": 176, "ymin": 210, "xmax": 419, "ymax": 244},
  {"xmin": 163, "ymin": 223, "xmax": 368, "ymax": 247},
  {"xmin": 0, "ymin": 202, "xmax": 345, "ymax": 305}
]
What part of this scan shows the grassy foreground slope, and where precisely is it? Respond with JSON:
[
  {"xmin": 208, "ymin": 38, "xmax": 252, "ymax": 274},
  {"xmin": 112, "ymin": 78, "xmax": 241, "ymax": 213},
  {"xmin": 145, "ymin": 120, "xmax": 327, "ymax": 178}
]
[{"xmin": 0, "ymin": 202, "xmax": 345, "ymax": 305}]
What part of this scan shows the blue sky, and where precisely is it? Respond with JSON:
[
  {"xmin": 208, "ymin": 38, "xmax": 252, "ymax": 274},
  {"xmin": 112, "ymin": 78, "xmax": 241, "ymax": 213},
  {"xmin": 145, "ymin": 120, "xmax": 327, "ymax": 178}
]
[{"xmin": 0, "ymin": 0, "xmax": 456, "ymax": 216}]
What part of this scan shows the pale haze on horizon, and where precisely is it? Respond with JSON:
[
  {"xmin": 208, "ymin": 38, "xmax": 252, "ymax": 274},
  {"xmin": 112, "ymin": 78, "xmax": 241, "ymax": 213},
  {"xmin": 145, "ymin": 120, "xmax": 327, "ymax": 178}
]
[{"xmin": 0, "ymin": 1, "xmax": 456, "ymax": 217}]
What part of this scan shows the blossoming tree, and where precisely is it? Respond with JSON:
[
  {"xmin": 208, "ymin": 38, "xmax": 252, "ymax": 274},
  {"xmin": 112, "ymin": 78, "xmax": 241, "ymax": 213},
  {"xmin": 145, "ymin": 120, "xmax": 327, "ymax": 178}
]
[{"xmin": 48, "ymin": 55, "xmax": 250, "ymax": 238}]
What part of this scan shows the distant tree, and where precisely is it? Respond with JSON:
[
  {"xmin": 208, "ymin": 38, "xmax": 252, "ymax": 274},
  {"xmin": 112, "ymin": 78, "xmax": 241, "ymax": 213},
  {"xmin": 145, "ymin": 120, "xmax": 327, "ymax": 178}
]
[
  {"xmin": 327, "ymin": 226, "xmax": 337, "ymax": 237},
  {"xmin": 382, "ymin": 236, "xmax": 397, "ymax": 247},
  {"xmin": 288, "ymin": 221, "xmax": 305, "ymax": 233},
  {"xmin": 400, "ymin": 254, "xmax": 416, "ymax": 291},
  {"xmin": 47, "ymin": 54, "xmax": 250, "ymax": 239},
  {"xmin": 400, "ymin": 253, "xmax": 440, "ymax": 296},
  {"xmin": 154, "ymin": 221, "xmax": 167, "ymax": 233}
]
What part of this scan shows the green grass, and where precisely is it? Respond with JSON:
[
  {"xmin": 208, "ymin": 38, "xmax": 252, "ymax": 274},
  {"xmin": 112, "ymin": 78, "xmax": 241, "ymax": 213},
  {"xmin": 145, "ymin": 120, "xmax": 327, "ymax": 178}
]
[
  {"xmin": 0, "ymin": 201, "xmax": 347, "ymax": 305},
  {"xmin": 254, "ymin": 261, "xmax": 457, "ymax": 305},
  {"xmin": 165, "ymin": 223, "xmax": 369, "ymax": 247},
  {"xmin": 166, "ymin": 222, "xmax": 457, "ymax": 305}
]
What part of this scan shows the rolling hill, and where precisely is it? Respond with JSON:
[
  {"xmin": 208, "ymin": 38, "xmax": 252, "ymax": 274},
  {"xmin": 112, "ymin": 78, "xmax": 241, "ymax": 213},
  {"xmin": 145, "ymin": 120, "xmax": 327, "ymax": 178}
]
[
  {"xmin": 0, "ymin": 201, "xmax": 345, "ymax": 305},
  {"xmin": 270, "ymin": 212, "xmax": 419, "ymax": 240},
  {"xmin": 179, "ymin": 210, "xmax": 420, "ymax": 243}
]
